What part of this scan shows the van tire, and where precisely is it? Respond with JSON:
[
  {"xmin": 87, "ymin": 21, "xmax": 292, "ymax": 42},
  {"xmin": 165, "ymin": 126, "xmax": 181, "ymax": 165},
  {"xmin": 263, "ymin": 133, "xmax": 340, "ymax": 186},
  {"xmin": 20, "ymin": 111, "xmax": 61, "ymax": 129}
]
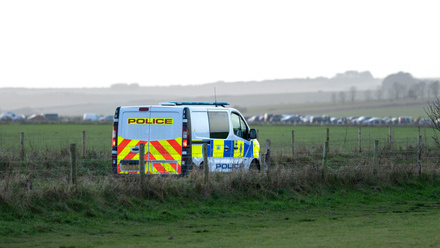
[
  {"xmin": 249, "ymin": 159, "xmax": 260, "ymax": 172},
  {"xmin": 181, "ymin": 163, "xmax": 194, "ymax": 176}
]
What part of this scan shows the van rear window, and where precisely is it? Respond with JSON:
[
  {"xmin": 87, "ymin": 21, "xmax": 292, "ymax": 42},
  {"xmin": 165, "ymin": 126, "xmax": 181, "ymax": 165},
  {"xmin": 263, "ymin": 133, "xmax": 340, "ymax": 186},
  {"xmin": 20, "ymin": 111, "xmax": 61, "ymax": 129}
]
[{"xmin": 208, "ymin": 111, "xmax": 229, "ymax": 139}]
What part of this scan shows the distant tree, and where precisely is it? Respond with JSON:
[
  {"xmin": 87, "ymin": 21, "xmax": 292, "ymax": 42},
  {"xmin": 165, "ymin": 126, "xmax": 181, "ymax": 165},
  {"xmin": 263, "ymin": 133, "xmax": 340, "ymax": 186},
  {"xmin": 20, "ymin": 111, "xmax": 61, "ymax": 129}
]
[
  {"xmin": 392, "ymin": 82, "xmax": 406, "ymax": 100},
  {"xmin": 339, "ymin": 91, "xmax": 346, "ymax": 103},
  {"xmin": 364, "ymin": 90, "xmax": 372, "ymax": 101},
  {"xmin": 375, "ymin": 86, "xmax": 383, "ymax": 100},
  {"xmin": 418, "ymin": 81, "xmax": 426, "ymax": 99},
  {"xmin": 331, "ymin": 92, "xmax": 337, "ymax": 105},
  {"xmin": 407, "ymin": 87, "xmax": 417, "ymax": 99},
  {"xmin": 425, "ymin": 98, "xmax": 440, "ymax": 148},
  {"xmin": 110, "ymin": 83, "xmax": 129, "ymax": 88},
  {"xmin": 349, "ymin": 86, "xmax": 357, "ymax": 102},
  {"xmin": 382, "ymin": 72, "xmax": 417, "ymax": 96},
  {"xmin": 430, "ymin": 81, "xmax": 439, "ymax": 98}
]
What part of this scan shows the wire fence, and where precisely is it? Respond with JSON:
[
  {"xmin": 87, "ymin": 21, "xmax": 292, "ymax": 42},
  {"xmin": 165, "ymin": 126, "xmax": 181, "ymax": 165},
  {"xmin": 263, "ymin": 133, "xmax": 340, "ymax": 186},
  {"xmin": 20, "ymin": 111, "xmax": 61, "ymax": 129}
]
[{"xmin": 1, "ymin": 126, "xmax": 440, "ymax": 192}]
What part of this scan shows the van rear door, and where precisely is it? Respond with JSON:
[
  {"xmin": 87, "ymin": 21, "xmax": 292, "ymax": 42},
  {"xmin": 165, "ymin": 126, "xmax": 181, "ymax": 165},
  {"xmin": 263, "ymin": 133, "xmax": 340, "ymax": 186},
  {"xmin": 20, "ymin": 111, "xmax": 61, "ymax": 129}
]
[
  {"xmin": 117, "ymin": 106, "xmax": 183, "ymax": 175},
  {"xmin": 147, "ymin": 106, "xmax": 183, "ymax": 174}
]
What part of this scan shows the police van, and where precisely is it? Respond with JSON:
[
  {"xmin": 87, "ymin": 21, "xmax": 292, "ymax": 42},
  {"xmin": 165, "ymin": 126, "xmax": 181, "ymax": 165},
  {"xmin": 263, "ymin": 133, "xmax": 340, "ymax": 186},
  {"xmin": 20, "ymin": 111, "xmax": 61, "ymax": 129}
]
[{"xmin": 112, "ymin": 102, "xmax": 260, "ymax": 175}]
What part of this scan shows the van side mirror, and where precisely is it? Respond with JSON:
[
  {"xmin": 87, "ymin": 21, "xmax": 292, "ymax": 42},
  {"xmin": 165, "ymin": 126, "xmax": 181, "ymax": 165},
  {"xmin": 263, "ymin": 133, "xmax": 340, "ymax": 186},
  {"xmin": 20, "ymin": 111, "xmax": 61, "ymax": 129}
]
[{"xmin": 249, "ymin": 129, "xmax": 257, "ymax": 139}]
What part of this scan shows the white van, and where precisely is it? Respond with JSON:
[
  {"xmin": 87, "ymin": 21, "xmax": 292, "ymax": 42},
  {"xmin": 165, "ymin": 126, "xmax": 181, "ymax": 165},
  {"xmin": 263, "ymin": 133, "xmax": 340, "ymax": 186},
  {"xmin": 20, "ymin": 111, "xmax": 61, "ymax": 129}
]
[
  {"xmin": 83, "ymin": 113, "xmax": 100, "ymax": 121},
  {"xmin": 112, "ymin": 102, "xmax": 260, "ymax": 175}
]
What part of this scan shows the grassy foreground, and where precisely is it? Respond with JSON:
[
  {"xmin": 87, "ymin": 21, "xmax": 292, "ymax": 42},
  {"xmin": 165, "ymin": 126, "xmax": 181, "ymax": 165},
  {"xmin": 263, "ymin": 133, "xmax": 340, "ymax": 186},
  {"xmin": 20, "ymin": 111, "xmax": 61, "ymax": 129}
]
[
  {"xmin": 1, "ymin": 170, "xmax": 440, "ymax": 247},
  {"xmin": 1, "ymin": 123, "xmax": 440, "ymax": 247},
  {"xmin": 2, "ymin": 201, "xmax": 440, "ymax": 248}
]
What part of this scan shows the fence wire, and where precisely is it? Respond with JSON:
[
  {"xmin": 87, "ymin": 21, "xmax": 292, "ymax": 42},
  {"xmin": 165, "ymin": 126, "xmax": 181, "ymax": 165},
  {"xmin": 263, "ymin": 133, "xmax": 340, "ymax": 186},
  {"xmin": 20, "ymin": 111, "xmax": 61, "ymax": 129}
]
[{"xmin": 1, "ymin": 126, "xmax": 440, "ymax": 192}]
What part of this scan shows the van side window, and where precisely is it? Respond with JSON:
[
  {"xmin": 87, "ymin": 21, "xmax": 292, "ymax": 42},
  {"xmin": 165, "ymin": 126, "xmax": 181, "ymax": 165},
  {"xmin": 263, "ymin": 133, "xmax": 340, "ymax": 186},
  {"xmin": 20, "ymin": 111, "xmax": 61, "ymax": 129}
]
[
  {"xmin": 208, "ymin": 111, "xmax": 229, "ymax": 139},
  {"xmin": 231, "ymin": 113, "xmax": 249, "ymax": 140}
]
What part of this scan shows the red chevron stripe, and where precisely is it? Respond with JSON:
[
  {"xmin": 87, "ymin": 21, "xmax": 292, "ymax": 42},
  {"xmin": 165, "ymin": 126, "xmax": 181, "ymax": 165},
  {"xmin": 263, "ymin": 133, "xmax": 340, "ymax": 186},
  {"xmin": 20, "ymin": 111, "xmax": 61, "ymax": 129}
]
[
  {"xmin": 150, "ymin": 141, "xmax": 174, "ymax": 161},
  {"xmin": 123, "ymin": 141, "xmax": 140, "ymax": 160},
  {"xmin": 147, "ymin": 151, "xmax": 156, "ymax": 161},
  {"xmin": 153, "ymin": 162, "xmax": 166, "ymax": 173},
  {"xmin": 117, "ymin": 138, "xmax": 132, "ymax": 155},
  {"xmin": 167, "ymin": 139, "xmax": 182, "ymax": 155}
]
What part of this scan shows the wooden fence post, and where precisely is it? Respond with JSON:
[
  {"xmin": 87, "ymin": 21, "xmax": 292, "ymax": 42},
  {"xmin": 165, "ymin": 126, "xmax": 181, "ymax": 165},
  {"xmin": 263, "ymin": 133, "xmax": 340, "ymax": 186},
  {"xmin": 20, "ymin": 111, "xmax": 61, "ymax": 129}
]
[
  {"xmin": 418, "ymin": 126, "xmax": 421, "ymax": 141},
  {"xmin": 192, "ymin": 140, "xmax": 211, "ymax": 184},
  {"xmin": 139, "ymin": 143, "xmax": 145, "ymax": 190},
  {"xmin": 203, "ymin": 143, "xmax": 209, "ymax": 184},
  {"xmin": 265, "ymin": 139, "xmax": 271, "ymax": 167},
  {"xmin": 389, "ymin": 126, "xmax": 393, "ymax": 146},
  {"xmin": 291, "ymin": 130, "xmax": 295, "ymax": 157},
  {"xmin": 265, "ymin": 139, "xmax": 271, "ymax": 179},
  {"xmin": 82, "ymin": 131, "xmax": 86, "ymax": 157},
  {"xmin": 20, "ymin": 132, "xmax": 25, "ymax": 161},
  {"xmin": 358, "ymin": 126, "xmax": 362, "ymax": 153},
  {"xmin": 70, "ymin": 144, "xmax": 77, "ymax": 185},
  {"xmin": 322, "ymin": 141, "xmax": 328, "ymax": 177},
  {"xmin": 373, "ymin": 140, "xmax": 378, "ymax": 176},
  {"xmin": 4, "ymin": 159, "xmax": 10, "ymax": 193},
  {"xmin": 326, "ymin": 128, "xmax": 330, "ymax": 152},
  {"xmin": 418, "ymin": 135, "xmax": 422, "ymax": 176}
]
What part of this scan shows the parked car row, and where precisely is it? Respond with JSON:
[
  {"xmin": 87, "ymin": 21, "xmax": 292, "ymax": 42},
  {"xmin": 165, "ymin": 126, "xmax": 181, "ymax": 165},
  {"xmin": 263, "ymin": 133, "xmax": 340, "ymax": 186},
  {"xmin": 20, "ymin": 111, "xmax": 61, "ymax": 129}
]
[
  {"xmin": 83, "ymin": 113, "xmax": 113, "ymax": 121},
  {"xmin": 247, "ymin": 114, "xmax": 433, "ymax": 126},
  {"xmin": 0, "ymin": 112, "xmax": 59, "ymax": 121},
  {"xmin": 0, "ymin": 112, "xmax": 114, "ymax": 122}
]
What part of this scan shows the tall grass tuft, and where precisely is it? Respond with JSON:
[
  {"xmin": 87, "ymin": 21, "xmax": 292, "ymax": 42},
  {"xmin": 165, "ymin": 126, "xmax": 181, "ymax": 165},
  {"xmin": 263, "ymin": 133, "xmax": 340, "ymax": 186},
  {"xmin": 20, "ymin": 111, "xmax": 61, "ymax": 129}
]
[{"xmin": 1, "ymin": 145, "xmax": 440, "ymax": 220}]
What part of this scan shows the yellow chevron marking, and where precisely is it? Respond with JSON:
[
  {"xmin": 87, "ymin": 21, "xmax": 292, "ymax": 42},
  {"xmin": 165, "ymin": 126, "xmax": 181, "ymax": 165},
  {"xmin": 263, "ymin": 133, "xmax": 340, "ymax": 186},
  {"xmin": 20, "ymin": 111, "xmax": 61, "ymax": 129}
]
[
  {"xmin": 152, "ymin": 162, "xmax": 178, "ymax": 173},
  {"xmin": 118, "ymin": 139, "xmax": 140, "ymax": 161},
  {"xmin": 149, "ymin": 142, "xmax": 166, "ymax": 161},
  {"xmin": 253, "ymin": 140, "xmax": 260, "ymax": 158},
  {"xmin": 212, "ymin": 140, "xmax": 224, "ymax": 158},
  {"xmin": 234, "ymin": 140, "xmax": 244, "ymax": 158},
  {"xmin": 192, "ymin": 144, "xmax": 203, "ymax": 157},
  {"xmin": 158, "ymin": 140, "xmax": 181, "ymax": 161}
]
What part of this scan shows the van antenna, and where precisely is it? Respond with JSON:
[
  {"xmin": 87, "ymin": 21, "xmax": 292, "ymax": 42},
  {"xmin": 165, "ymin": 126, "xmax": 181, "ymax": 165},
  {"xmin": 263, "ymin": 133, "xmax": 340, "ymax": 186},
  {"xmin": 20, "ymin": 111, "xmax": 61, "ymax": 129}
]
[{"xmin": 214, "ymin": 87, "xmax": 217, "ymax": 105}]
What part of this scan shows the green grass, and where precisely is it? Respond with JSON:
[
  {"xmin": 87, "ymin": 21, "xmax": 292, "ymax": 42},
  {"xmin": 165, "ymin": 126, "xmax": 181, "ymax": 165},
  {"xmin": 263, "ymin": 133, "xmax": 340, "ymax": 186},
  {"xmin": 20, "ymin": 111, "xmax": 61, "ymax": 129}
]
[
  {"xmin": 324, "ymin": 104, "xmax": 430, "ymax": 119},
  {"xmin": 254, "ymin": 125, "xmax": 437, "ymax": 155},
  {"xmin": 1, "ymin": 123, "xmax": 440, "ymax": 247},
  {"xmin": 0, "ymin": 123, "xmax": 111, "ymax": 151},
  {"xmin": 243, "ymin": 98, "xmax": 432, "ymax": 118},
  {"xmin": 0, "ymin": 123, "xmax": 436, "ymax": 154},
  {"xmin": 1, "ymin": 180, "xmax": 440, "ymax": 247}
]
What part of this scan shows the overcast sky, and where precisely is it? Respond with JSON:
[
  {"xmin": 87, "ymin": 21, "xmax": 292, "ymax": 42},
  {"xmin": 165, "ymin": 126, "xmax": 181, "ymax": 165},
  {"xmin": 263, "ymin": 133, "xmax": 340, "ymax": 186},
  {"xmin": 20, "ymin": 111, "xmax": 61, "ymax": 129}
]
[{"xmin": 0, "ymin": 0, "xmax": 439, "ymax": 88}]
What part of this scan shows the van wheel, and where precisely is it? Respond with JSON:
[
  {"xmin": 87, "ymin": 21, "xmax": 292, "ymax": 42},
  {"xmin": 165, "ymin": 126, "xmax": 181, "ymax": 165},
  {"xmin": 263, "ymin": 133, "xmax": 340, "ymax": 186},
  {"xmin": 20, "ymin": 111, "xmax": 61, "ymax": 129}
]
[
  {"xmin": 249, "ymin": 159, "xmax": 260, "ymax": 172},
  {"xmin": 181, "ymin": 163, "xmax": 195, "ymax": 176}
]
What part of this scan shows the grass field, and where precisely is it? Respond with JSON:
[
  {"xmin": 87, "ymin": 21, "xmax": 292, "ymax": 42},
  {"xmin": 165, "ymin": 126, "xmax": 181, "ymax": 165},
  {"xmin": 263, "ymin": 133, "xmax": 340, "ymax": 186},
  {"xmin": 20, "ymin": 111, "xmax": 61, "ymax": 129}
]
[
  {"xmin": 0, "ymin": 123, "xmax": 436, "ymax": 153},
  {"xmin": 0, "ymin": 123, "xmax": 112, "ymax": 151},
  {"xmin": 254, "ymin": 124, "xmax": 437, "ymax": 155},
  {"xmin": 1, "ymin": 123, "xmax": 440, "ymax": 247},
  {"xmin": 243, "ymin": 98, "xmax": 432, "ymax": 118},
  {"xmin": 1, "ymin": 181, "xmax": 440, "ymax": 247}
]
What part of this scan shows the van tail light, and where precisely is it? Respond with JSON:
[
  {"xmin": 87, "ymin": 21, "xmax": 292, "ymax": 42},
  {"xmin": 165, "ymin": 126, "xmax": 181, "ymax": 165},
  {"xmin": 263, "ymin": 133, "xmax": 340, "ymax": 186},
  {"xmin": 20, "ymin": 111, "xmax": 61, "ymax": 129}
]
[
  {"xmin": 112, "ymin": 123, "xmax": 118, "ymax": 174},
  {"xmin": 112, "ymin": 121, "xmax": 118, "ymax": 150},
  {"xmin": 182, "ymin": 126, "xmax": 188, "ymax": 148},
  {"xmin": 112, "ymin": 125, "xmax": 117, "ymax": 147},
  {"xmin": 112, "ymin": 107, "xmax": 120, "ymax": 174}
]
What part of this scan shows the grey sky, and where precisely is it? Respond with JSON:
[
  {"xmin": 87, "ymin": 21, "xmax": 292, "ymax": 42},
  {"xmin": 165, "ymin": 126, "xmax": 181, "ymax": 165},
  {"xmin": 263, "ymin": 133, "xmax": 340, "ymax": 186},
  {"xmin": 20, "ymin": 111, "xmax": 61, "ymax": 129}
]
[{"xmin": 0, "ymin": 0, "xmax": 439, "ymax": 88}]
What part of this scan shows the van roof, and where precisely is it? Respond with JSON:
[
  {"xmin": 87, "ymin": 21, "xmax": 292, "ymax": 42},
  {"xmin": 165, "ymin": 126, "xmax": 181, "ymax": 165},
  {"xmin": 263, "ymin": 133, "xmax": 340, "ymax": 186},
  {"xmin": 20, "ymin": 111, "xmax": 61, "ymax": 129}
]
[{"xmin": 160, "ymin": 102, "xmax": 230, "ymax": 106}]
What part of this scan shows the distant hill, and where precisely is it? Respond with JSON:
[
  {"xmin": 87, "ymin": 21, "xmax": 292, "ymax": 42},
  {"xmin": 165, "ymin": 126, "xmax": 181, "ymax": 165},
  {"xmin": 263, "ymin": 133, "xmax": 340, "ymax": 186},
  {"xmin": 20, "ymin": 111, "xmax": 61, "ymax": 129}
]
[
  {"xmin": 109, "ymin": 70, "xmax": 380, "ymax": 96},
  {"xmin": 381, "ymin": 72, "xmax": 440, "ymax": 99},
  {"xmin": 0, "ymin": 71, "xmax": 382, "ymax": 116}
]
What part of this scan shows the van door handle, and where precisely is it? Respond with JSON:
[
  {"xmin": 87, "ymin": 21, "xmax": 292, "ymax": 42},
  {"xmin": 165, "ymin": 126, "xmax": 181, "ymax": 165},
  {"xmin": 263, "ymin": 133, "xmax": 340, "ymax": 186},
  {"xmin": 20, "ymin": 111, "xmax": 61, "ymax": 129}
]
[
  {"xmin": 225, "ymin": 146, "xmax": 230, "ymax": 151},
  {"xmin": 234, "ymin": 146, "xmax": 239, "ymax": 150},
  {"xmin": 131, "ymin": 146, "xmax": 139, "ymax": 153}
]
